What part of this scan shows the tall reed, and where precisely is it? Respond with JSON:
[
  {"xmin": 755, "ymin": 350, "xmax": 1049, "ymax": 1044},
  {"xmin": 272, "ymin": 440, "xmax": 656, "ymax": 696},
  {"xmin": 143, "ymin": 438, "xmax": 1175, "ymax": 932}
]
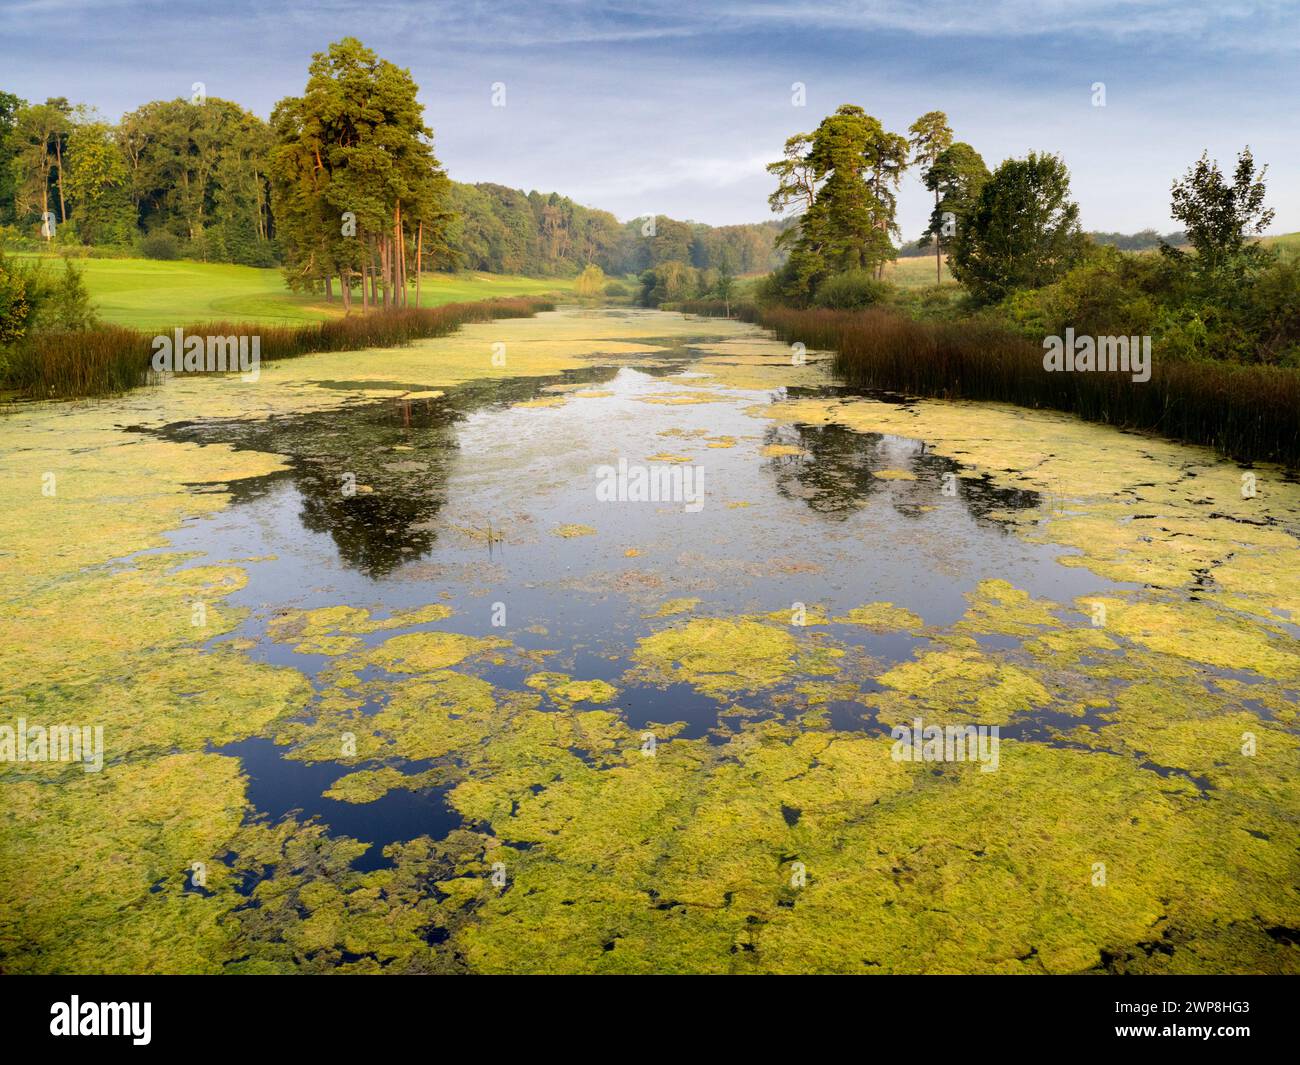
[
  {"xmin": 5, "ymin": 297, "xmax": 555, "ymax": 400},
  {"xmin": 676, "ymin": 300, "xmax": 1300, "ymax": 467}
]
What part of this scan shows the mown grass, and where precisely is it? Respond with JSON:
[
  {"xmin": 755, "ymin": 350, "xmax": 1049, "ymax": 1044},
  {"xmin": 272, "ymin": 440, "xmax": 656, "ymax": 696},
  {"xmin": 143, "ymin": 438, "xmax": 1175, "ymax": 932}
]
[
  {"xmin": 5, "ymin": 297, "xmax": 555, "ymax": 400},
  {"xmin": 678, "ymin": 301, "xmax": 1300, "ymax": 467},
  {"xmin": 9, "ymin": 253, "xmax": 574, "ymax": 329}
]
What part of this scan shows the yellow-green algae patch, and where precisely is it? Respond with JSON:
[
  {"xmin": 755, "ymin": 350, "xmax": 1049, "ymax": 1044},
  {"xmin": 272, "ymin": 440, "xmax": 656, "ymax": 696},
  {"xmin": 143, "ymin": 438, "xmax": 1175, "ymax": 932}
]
[
  {"xmin": 267, "ymin": 602, "xmax": 455, "ymax": 644},
  {"xmin": 1079, "ymin": 597, "xmax": 1300, "ymax": 680},
  {"xmin": 630, "ymin": 616, "xmax": 842, "ymax": 697},
  {"xmin": 446, "ymin": 717, "xmax": 1297, "ymax": 974},
  {"xmin": 358, "ymin": 631, "xmax": 510, "ymax": 674},
  {"xmin": 649, "ymin": 597, "xmax": 701, "ymax": 618},
  {"xmin": 956, "ymin": 579, "xmax": 1063, "ymax": 637},
  {"xmin": 833, "ymin": 601, "xmax": 924, "ymax": 631},
  {"xmin": 760, "ymin": 443, "xmax": 806, "ymax": 458},
  {"xmin": 323, "ymin": 766, "xmax": 445, "ymax": 804},
  {"xmin": 552, "ymin": 523, "xmax": 596, "ymax": 538},
  {"xmin": 525, "ymin": 672, "xmax": 619, "ymax": 709},
  {"xmin": 874, "ymin": 646, "xmax": 1053, "ymax": 726}
]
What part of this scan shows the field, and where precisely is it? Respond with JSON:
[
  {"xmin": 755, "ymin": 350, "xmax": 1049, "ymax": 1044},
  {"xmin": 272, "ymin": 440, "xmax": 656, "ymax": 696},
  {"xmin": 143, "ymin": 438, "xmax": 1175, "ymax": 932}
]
[
  {"xmin": 881, "ymin": 251, "xmax": 955, "ymax": 288},
  {"xmin": 11, "ymin": 253, "xmax": 574, "ymax": 329}
]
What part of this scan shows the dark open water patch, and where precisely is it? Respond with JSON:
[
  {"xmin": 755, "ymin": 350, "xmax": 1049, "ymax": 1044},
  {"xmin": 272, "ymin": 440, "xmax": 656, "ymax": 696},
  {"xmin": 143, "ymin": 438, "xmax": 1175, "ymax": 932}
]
[{"xmin": 215, "ymin": 736, "xmax": 461, "ymax": 872}]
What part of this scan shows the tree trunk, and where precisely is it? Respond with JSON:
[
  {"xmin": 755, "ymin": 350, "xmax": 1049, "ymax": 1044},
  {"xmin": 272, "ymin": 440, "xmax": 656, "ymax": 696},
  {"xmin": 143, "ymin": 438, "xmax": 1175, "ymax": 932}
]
[
  {"xmin": 341, "ymin": 271, "xmax": 351, "ymax": 314},
  {"xmin": 394, "ymin": 203, "xmax": 405, "ymax": 308},
  {"xmin": 361, "ymin": 241, "xmax": 371, "ymax": 312},
  {"xmin": 324, "ymin": 274, "xmax": 333, "ymax": 302},
  {"xmin": 380, "ymin": 237, "xmax": 390, "ymax": 309},
  {"xmin": 934, "ymin": 188, "xmax": 942, "ymax": 285},
  {"xmin": 415, "ymin": 221, "xmax": 423, "ymax": 309},
  {"xmin": 54, "ymin": 136, "xmax": 67, "ymax": 223}
]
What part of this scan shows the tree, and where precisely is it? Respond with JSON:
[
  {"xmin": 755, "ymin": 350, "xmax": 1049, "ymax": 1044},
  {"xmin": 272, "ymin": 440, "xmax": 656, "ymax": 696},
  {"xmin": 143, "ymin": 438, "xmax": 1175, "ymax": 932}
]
[
  {"xmin": 64, "ymin": 113, "xmax": 135, "ymax": 246},
  {"xmin": 715, "ymin": 250, "xmax": 735, "ymax": 315},
  {"xmin": 574, "ymin": 263, "xmax": 606, "ymax": 297},
  {"xmin": 765, "ymin": 132, "xmax": 817, "ymax": 252},
  {"xmin": 120, "ymin": 97, "xmax": 274, "ymax": 262},
  {"xmin": 10, "ymin": 100, "xmax": 72, "ymax": 239},
  {"xmin": 908, "ymin": 111, "xmax": 953, "ymax": 284},
  {"xmin": 270, "ymin": 37, "xmax": 452, "ymax": 312},
  {"xmin": 1163, "ymin": 147, "xmax": 1274, "ymax": 279},
  {"xmin": 950, "ymin": 152, "xmax": 1085, "ymax": 304},
  {"xmin": 923, "ymin": 141, "xmax": 989, "ymax": 267},
  {"xmin": 0, "ymin": 91, "xmax": 23, "ymax": 226},
  {"xmin": 767, "ymin": 105, "xmax": 906, "ymax": 303}
]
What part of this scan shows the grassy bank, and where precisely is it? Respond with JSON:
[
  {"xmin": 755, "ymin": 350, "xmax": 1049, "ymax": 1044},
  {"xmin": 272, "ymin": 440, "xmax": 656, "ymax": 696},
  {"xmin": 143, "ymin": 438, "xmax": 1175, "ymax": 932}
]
[
  {"xmin": 679, "ymin": 301, "xmax": 1300, "ymax": 467},
  {"xmin": 5, "ymin": 297, "xmax": 555, "ymax": 400},
  {"xmin": 8, "ymin": 253, "xmax": 574, "ymax": 329}
]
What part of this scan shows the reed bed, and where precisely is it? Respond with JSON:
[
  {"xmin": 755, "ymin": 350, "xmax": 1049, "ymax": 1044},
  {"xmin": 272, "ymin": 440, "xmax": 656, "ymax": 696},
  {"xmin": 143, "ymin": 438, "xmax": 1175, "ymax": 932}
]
[
  {"xmin": 676, "ymin": 300, "xmax": 1300, "ymax": 467},
  {"xmin": 5, "ymin": 297, "xmax": 554, "ymax": 400}
]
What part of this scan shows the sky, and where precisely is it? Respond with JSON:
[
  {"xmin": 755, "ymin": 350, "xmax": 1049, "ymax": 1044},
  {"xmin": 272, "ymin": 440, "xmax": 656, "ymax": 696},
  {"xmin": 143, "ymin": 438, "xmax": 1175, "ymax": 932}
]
[{"xmin": 2, "ymin": 0, "xmax": 1298, "ymax": 239}]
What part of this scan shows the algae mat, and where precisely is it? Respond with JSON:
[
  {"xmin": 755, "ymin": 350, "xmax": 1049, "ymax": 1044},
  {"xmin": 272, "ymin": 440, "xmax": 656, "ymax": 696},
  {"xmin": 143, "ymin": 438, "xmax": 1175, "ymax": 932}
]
[{"xmin": 1, "ymin": 307, "xmax": 1297, "ymax": 974}]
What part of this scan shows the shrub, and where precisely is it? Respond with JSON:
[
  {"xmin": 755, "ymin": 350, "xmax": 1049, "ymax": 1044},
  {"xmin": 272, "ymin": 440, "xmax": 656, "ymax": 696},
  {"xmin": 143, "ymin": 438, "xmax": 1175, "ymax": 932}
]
[
  {"xmin": 812, "ymin": 270, "xmax": 893, "ymax": 310},
  {"xmin": 139, "ymin": 230, "xmax": 181, "ymax": 260},
  {"xmin": 574, "ymin": 264, "xmax": 607, "ymax": 298}
]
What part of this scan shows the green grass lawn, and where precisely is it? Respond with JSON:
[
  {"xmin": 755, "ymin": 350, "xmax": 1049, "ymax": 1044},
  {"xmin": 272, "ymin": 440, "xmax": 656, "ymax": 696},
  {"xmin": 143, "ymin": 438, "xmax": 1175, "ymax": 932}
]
[{"xmin": 14, "ymin": 253, "xmax": 574, "ymax": 330}]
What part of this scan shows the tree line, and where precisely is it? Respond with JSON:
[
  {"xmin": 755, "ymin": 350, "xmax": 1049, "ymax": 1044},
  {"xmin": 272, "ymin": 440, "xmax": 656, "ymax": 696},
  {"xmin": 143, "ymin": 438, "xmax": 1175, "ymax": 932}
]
[
  {"xmin": 0, "ymin": 40, "xmax": 784, "ymax": 302},
  {"xmin": 756, "ymin": 102, "xmax": 1295, "ymax": 372}
]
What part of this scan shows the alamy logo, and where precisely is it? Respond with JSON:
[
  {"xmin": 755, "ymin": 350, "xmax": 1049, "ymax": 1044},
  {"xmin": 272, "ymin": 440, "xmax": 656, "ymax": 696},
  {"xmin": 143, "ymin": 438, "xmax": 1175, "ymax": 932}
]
[
  {"xmin": 890, "ymin": 718, "xmax": 1000, "ymax": 772},
  {"xmin": 50, "ymin": 996, "xmax": 151, "ymax": 1045},
  {"xmin": 1043, "ymin": 328, "xmax": 1151, "ymax": 383},
  {"xmin": 595, "ymin": 458, "xmax": 705, "ymax": 513},
  {"xmin": 151, "ymin": 329, "xmax": 261, "ymax": 382},
  {"xmin": 0, "ymin": 719, "xmax": 103, "ymax": 772}
]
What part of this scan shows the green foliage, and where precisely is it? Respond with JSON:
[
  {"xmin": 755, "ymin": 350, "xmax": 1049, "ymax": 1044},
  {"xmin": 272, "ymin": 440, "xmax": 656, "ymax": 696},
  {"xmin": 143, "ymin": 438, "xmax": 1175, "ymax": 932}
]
[
  {"xmin": 0, "ymin": 91, "xmax": 23, "ymax": 226},
  {"xmin": 63, "ymin": 117, "xmax": 134, "ymax": 247},
  {"xmin": 573, "ymin": 263, "xmax": 606, "ymax": 298},
  {"xmin": 771, "ymin": 105, "xmax": 909, "ymax": 304},
  {"xmin": 269, "ymin": 37, "xmax": 452, "ymax": 305},
  {"xmin": 1163, "ymin": 148, "xmax": 1274, "ymax": 279},
  {"xmin": 119, "ymin": 96, "xmax": 274, "ymax": 264},
  {"xmin": 446, "ymin": 185, "xmax": 782, "ymax": 279},
  {"xmin": 38, "ymin": 258, "xmax": 97, "ymax": 330},
  {"xmin": 922, "ymin": 141, "xmax": 988, "ymax": 254},
  {"xmin": 140, "ymin": 229, "xmax": 180, "ymax": 260},
  {"xmin": 1003, "ymin": 244, "xmax": 1164, "ymax": 340},
  {"xmin": 0, "ymin": 251, "xmax": 31, "ymax": 347},
  {"xmin": 812, "ymin": 269, "xmax": 893, "ymax": 310},
  {"xmin": 950, "ymin": 152, "xmax": 1086, "ymax": 304},
  {"xmin": 639, "ymin": 261, "xmax": 704, "ymax": 306}
]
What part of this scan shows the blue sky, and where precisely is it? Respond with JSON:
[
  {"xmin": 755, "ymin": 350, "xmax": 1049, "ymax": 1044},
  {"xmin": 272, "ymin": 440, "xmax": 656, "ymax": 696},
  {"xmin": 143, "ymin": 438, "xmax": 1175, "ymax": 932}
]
[{"xmin": 3, "ymin": 1, "xmax": 1297, "ymax": 237}]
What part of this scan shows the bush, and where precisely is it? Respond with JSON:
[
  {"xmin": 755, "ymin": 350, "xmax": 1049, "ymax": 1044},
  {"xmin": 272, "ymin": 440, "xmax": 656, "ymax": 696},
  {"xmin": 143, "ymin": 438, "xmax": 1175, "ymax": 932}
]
[
  {"xmin": 603, "ymin": 280, "xmax": 629, "ymax": 297},
  {"xmin": 1003, "ymin": 245, "xmax": 1165, "ymax": 341},
  {"xmin": 574, "ymin": 264, "xmax": 607, "ymax": 298},
  {"xmin": 139, "ymin": 230, "xmax": 181, "ymax": 260},
  {"xmin": 812, "ymin": 270, "xmax": 894, "ymax": 310}
]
